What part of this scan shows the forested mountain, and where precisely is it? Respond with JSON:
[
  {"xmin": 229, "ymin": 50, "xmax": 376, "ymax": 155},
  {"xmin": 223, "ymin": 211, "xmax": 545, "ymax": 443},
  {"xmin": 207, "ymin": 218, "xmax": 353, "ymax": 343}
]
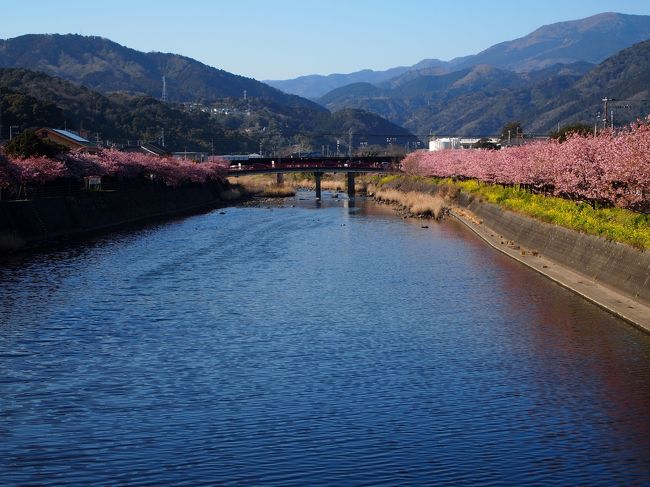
[
  {"xmin": 264, "ymin": 60, "xmax": 448, "ymax": 100},
  {"xmin": 447, "ymin": 12, "xmax": 650, "ymax": 72},
  {"xmin": 530, "ymin": 39, "xmax": 650, "ymax": 132},
  {"xmin": 0, "ymin": 68, "xmax": 417, "ymax": 153},
  {"xmin": 267, "ymin": 12, "xmax": 650, "ymax": 99},
  {"xmin": 0, "ymin": 34, "xmax": 320, "ymax": 110},
  {"xmin": 318, "ymin": 62, "xmax": 594, "ymax": 136},
  {"xmin": 0, "ymin": 68, "xmax": 255, "ymax": 152},
  {"xmin": 319, "ymin": 36, "xmax": 650, "ymax": 138}
]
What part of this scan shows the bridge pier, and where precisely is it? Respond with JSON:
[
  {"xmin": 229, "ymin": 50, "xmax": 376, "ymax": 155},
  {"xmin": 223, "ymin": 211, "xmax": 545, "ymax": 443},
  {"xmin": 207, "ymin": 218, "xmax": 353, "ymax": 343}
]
[
  {"xmin": 276, "ymin": 173, "xmax": 284, "ymax": 185},
  {"xmin": 314, "ymin": 172, "xmax": 322, "ymax": 199},
  {"xmin": 347, "ymin": 172, "xmax": 356, "ymax": 198}
]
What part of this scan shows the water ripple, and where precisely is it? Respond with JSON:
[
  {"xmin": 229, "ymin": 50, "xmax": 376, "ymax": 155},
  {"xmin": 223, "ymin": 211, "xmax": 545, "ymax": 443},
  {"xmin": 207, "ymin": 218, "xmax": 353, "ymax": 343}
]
[{"xmin": 1, "ymin": 197, "xmax": 650, "ymax": 485}]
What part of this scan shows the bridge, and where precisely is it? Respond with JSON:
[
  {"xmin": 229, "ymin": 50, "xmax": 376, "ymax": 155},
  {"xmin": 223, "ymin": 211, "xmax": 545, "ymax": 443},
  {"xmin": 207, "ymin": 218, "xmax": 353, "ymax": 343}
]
[{"xmin": 227, "ymin": 156, "xmax": 402, "ymax": 198}]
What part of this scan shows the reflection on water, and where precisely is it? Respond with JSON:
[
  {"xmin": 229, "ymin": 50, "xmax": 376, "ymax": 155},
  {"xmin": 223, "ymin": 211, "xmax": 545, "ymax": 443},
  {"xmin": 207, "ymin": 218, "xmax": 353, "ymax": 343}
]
[{"xmin": 1, "ymin": 191, "xmax": 649, "ymax": 485}]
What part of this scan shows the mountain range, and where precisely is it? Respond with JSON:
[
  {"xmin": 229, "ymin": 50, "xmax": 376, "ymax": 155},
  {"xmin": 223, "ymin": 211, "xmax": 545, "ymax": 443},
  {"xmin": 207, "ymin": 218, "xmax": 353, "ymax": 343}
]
[
  {"xmin": 316, "ymin": 38, "xmax": 650, "ymax": 137},
  {"xmin": 0, "ymin": 35, "xmax": 416, "ymax": 152},
  {"xmin": 2, "ymin": 11, "xmax": 650, "ymax": 148},
  {"xmin": 266, "ymin": 12, "xmax": 650, "ymax": 100}
]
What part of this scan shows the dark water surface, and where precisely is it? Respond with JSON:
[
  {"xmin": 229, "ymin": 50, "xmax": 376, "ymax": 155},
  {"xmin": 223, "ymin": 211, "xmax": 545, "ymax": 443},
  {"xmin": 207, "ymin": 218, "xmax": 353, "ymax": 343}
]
[{"xmin": 1, "ymin": 192, "xmax": 650, "ymax": 486}]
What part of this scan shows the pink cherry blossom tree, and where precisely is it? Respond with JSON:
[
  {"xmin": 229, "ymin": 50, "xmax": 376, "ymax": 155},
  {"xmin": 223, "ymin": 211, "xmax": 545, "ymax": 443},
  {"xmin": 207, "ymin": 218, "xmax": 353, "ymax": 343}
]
[{"xmin": 403, "ymin": 118, "xmax": 650, "ymax": 211}]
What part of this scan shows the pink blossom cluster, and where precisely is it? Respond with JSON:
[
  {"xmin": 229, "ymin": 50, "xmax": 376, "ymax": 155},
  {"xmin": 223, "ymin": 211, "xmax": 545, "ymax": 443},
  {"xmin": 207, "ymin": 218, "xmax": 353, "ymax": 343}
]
[
  {"xmin": 0, "ymin": 149, "xmax": 229, "ymax": 189},
  {"xmin": 402, "ymin": 121, "xmax": 650, "ymax": 210}
]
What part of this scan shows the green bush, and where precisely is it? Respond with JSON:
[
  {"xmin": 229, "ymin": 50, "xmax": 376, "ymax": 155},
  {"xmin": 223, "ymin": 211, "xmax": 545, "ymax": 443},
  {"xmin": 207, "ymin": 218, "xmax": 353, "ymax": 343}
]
[{"xmin": 4, "ymin": 130, "xmax": 69, "ymax": 158}]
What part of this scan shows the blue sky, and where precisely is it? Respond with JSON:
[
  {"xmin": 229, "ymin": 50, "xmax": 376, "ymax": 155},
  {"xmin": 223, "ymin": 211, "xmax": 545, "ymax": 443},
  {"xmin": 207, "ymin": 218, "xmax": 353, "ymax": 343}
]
[{"xmin": 3, "ymin": 0, "xmax": 650, "ymax": 80}]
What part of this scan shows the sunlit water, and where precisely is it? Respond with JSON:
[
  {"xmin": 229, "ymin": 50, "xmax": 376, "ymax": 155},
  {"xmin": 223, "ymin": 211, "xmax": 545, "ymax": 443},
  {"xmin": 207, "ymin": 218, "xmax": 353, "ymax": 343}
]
[{"xmin": 1, "ymin": 192, "xmax": 650, "ymax": 485}]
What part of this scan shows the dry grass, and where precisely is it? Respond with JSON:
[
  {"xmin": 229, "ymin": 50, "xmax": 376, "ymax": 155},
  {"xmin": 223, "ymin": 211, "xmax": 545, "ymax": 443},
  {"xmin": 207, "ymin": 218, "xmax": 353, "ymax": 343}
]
[
  {"xmin": 285, "ymin": 177, "xmax": 346, "ymax": 192},
  {"xmin": 230, "ymin": 173, "xmax": 372, "ymax": 197},
  {"xmin": 375, "ymin": 189, "xmax": 448, "ymax": 219},
  {"xmin": 228, "ymin": 175, "xmax": 266, "ymax": 193},
  {"xmin": 261, "ymin": 185, "xmax": 296, "ymax": 197},
  {"xmin": 324, "ymin": 180, "xmax": 346, "ymax": 191},
  {"xmin": 288, "ymin": 178, "xmax": 316, "ymax": 189},
  {"xmin": 228, "ymin": 175, "xmax": 296, "ymax": 198}
]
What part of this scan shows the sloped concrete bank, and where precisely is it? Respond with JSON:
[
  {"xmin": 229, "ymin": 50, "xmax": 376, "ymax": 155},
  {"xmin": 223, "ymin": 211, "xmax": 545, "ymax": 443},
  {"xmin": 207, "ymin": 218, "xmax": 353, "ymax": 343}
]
[
  {"xmin": 0, "ymin": 182, "xmax": 234, "ymax": 253},
  {"xmin": 452, "ymin": 193, "xmax": 650, "ymax": 332}
]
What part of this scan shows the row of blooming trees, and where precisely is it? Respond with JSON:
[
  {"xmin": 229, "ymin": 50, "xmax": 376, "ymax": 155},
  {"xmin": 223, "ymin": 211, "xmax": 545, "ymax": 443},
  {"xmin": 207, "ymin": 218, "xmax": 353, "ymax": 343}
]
[
  {"xmin": 402, "ymin": 120, "xmax": 650, "ymax": 212},
  {"xmin": 0, "ymin": 148, "xmax": 229, "ymax": 199}
]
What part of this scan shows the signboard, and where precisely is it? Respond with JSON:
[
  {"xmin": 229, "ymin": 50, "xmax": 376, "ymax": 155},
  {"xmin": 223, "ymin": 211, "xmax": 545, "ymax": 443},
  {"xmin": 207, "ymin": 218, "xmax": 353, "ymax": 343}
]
[{"xmin": 85, "ymin": 176, "xmax": 102, "ymax": 190}]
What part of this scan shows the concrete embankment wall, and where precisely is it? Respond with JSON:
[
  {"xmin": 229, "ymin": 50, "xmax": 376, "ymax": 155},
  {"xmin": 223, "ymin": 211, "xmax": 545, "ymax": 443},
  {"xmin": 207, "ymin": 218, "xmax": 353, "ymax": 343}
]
[
  {"xmin": 0, "ymin": 182, "xmax": 228, "ymax": 253},
  {"xmin": 457, "ymin": 194, "xmax": 650, "ymax": 306}
]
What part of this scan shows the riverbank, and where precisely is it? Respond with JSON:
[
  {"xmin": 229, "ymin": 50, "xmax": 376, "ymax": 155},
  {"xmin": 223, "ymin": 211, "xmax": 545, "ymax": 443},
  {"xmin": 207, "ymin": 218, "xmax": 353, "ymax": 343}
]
[
  {"xmin": 373, "ymin": 175, "xmax": 650, "ymax": 332},
  {"xmin": 0, "ymin": 181, "xmax": 242, "ymax": 254}
]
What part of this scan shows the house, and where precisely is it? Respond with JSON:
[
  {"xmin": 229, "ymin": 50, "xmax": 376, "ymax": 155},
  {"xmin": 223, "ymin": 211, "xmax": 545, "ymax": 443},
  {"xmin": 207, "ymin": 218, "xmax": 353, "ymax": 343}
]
[{"xmin": 35, "ymin": 128, "xmax": 99, "ymax": 153}]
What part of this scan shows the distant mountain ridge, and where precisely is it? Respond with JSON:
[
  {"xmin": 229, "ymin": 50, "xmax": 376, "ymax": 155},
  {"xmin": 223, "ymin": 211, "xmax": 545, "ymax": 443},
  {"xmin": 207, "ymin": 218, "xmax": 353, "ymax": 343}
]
[
  {"xmin": 266, "ymin": 12, "xmax": 650, "ymax": 99},
  {"xmin": 0, "ymin": 33, "xmax": 322, "ymax": 111},
  {"xmin": 0, "ymin": 67, "xmax": 417, "ymax": 153},
  {"xmin": 530, "ymin": 38, "xmax": 650, "ymax": 132},
  {"xmin": 264, "ymin": 59, "xmax": 448, "ymax": 101},
  {"xmin": 317, "ymin": 38, "xmax": 650, "ymax": 137},
  {"xmin": 0, "ymin": 34, "xmax": 419, "ymax": 151},
  {"xmin": 448, "ymin": 12, "xmax": 650, "ymax": 72}
]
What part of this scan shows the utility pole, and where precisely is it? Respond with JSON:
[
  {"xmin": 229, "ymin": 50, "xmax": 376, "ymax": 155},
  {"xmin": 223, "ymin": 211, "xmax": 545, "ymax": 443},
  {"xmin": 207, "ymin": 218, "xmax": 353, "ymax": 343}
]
[
  {"xmin": 602, "ymin": 97, "xmax": 610, "ymax": 129},
  {"xmin": 348, "ymin": 129, "xmax": 353, "ymax": 159},
  {"xmin": 161, "ymin": 127, "xmax": 165, "ymax": 147}
]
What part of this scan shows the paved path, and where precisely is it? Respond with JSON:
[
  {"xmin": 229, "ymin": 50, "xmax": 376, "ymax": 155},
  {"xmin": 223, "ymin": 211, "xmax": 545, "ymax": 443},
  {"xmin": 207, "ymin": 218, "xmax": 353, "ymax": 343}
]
[{"xmin": 450, "ymin": 208, "xmax": 650, "ymax": 334}]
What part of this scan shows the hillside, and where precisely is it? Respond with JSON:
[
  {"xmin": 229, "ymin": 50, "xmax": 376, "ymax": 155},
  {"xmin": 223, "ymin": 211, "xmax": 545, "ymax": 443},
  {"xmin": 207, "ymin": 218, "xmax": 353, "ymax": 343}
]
[
  {"xmin": 531, "ymin": 38, "xmax": 650, "ymax": 132},
  {"xmin": 0, "ymin": 34, "xmax": 322, "ymax": 112},
  {"xmin": 0, "ymin": 68, "xmax": 255, "ymax": 152},
  {"xmin": 264, "ymin": 66, "xmax": 412, "ymax": 101},
  {"xmin": 0, "ymin": 68, "xmax": 418, "ymax": 153},
  {"xmin": 319, "ymin": 63, "xmax": 593, "ymax": 136},
  {"xmin": 448, "ymin": 12, "xmax": 650, "ymax": 72},
  {"xmin": 267, "ymin": 12, "xmax": 650, "ymax": 99}
]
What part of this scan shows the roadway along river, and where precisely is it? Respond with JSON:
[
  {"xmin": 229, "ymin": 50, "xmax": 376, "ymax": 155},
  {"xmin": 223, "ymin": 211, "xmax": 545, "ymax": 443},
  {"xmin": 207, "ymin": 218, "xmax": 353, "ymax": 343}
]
[{"xmin": 1, "ymin": 192, "xmax": 650, "ymax": 485}]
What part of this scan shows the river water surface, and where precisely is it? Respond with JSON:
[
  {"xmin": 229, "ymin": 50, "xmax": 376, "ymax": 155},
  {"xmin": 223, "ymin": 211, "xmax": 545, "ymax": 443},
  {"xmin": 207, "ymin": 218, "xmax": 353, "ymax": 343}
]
[{"xmin": 1, "ymin": 192, "xmax": 650, "ymax": 485}]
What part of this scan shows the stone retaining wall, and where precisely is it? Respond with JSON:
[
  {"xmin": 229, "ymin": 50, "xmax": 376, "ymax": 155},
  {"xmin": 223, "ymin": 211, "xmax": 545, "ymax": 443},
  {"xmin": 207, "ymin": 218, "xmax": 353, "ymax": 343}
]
[
  {"xmin": 0, "ymin": 182, "xmax": 227, "ymax": 253},
  {"xmin": 458, "ymin": 194, "xmax": 650, "ymax": 306}
]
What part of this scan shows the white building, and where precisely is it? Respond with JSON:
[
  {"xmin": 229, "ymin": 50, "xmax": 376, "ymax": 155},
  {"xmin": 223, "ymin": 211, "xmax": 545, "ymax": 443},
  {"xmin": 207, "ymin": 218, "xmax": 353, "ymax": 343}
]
[
  {"xmin": 429, "ymin": 136, "xmax": 500, "ymax": 151},
  {"xmin": 429, "ymin": 137, "xmax": 461, "ymax": 151}
]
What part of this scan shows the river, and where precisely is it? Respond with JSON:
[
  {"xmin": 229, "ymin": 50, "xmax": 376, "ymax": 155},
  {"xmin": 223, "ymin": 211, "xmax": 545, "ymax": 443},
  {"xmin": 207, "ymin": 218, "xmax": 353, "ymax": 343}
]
[{"xmin": 1, "ymin": 192, "xmax": 650, "ymax": 485}]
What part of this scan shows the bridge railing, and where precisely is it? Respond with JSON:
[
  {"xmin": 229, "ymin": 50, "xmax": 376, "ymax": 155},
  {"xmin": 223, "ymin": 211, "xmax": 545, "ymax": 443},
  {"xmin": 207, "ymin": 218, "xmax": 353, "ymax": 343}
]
[{"xmin": 228, "ymin": 159, "xmax": 397, "ymax": 173}]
